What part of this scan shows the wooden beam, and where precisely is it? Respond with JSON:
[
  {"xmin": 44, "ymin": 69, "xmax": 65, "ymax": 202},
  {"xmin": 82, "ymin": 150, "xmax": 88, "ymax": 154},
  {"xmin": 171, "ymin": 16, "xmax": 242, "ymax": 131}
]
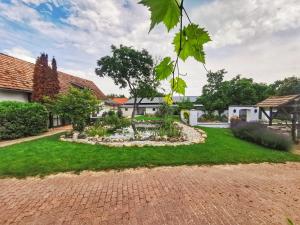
[
  {"xmin": 269, "ymin": 107, "xmax": 273, "ymax": 126},
  {"xmin": 260, "ymin": 108, "xmax": 270, "ymax": 120}
]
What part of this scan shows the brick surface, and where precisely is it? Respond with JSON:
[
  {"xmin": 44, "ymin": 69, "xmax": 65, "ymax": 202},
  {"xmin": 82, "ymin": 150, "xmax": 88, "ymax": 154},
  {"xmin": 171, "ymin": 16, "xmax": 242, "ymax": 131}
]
[{"xmin": 0, "ymin": 163, "xmax": 300, "ymax": 225}]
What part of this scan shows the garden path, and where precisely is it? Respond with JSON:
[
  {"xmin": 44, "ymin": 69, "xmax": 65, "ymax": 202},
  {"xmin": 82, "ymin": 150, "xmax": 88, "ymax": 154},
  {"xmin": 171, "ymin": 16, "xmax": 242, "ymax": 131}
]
[{"xmin": 0, "ymin": 125, "xmax": 72, "ymax": 148}]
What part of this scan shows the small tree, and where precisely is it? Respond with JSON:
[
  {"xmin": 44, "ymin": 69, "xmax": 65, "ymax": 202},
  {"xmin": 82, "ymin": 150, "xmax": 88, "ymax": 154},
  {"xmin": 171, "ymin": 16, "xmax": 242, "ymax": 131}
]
[
  {"xmin": 95, "ymin": 45, "xmax": 159, "ymax": 134},
  {"xmin": 32, "ymin": 54, "xmax": 60, "ymax": 101},
  {"xmin": 53, "ymin": 87, "xmax": 99, "ymax": 132},
  {"xmin": 32, "ymin": 53, "xmax": 60, "ymax": 128}
]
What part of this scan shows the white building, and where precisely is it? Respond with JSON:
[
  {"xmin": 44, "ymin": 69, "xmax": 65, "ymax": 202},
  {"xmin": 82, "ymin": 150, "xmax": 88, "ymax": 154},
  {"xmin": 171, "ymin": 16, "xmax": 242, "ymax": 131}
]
[
  {"xmin": 0, "ymin": 53, "xmax": 106, "ymax": 127},
  {"xmin": 120, "ymin": 96, "xmax": 201, "ymax": 117},
  {"xmin": 228, "ymin": 105, "xmax": 270, "ymax": 123}
]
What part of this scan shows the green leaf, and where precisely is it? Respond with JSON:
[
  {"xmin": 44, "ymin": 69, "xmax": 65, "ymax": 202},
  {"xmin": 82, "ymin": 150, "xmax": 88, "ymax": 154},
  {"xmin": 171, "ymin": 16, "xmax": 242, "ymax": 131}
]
[
  {"xmin": 139, "ymin": 0, "xmax": 181, "ymax": 31},
  {"xmin": 170, "ymin": 77, "xmax": 187, "ymax": 95},
  {"xmin": 287, "ymin": 218, "xmax": 295, "ymax": 225},
  {"xmin": 155, "ymin": 57, "xmax": 174, "ymax": 80},
  {"xmin": 173, "ymin": 23, "xmax": 211, "ymax": 63},
  {"xmin": 164, "ymin": 94, "xmax": 173, "ymax": 105}
]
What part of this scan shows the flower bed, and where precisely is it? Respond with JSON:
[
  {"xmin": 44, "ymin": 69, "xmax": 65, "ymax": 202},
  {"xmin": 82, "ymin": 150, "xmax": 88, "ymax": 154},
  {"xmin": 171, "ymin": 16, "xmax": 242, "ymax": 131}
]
[{"xmin": 60, "ymin": 122, "xmax": 207, "ymax": 147}]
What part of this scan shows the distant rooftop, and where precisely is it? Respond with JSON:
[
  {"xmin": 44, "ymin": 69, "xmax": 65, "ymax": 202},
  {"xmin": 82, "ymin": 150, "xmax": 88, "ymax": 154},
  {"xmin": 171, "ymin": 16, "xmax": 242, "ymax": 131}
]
[{"xmin": 123, "ymin": 96, "xmax": 199, "ymax": 105}]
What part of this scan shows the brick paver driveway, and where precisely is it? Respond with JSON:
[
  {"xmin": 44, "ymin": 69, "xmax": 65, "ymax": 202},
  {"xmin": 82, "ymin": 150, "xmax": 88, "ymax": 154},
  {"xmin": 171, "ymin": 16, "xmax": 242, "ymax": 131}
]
[{"xmin": 1, "ymin": 163, "xmax": 300, "ymax": 225}]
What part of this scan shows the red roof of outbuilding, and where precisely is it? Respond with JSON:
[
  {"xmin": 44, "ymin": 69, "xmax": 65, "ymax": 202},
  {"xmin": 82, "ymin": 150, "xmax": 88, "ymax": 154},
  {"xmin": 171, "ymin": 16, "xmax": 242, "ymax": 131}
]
[
  {"xmin": 0, "ymin": 53, "xmax": 106, "ymax": 99},
  {"xmin": 112, "ymin": 97, "xmax": 128, "ymax": 105}
]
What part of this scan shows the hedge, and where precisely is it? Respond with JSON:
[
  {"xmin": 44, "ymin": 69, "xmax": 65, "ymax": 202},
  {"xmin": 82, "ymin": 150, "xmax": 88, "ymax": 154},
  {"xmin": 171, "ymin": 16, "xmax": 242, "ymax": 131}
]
[
  {"xmin": 231, "ymin": 121, "xmax": 293, "ymax": 151},
  {"xmin": 0, "ymin": 101, "xmax": 48, "ymax": 140}
]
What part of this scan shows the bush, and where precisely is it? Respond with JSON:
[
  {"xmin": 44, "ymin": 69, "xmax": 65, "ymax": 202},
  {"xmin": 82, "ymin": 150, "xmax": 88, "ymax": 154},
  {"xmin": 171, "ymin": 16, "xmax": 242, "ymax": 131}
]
[
  {"xmin": 157, "ymin": 119, "xmax": 181, "ymax": 138},
  {"xmin": 231, "ymin": 121, "xmax": 293, "ymax": 151},
  {"xmin": 117, "ymin": 108, "xmax": 123, "ymax": 118},
  {"xmin": 183, "ymin": 111, "xmax": 189, "ymax": 123},
  {"xmin": 199, "ymin": 113, "xmax": 227, "ymax": 122},
  {"xmin": 86, "ymin": 126, "xmax": 107, "ymax": 137},
  {"xmin": 156, "ymin": 103, "xmax": 174, "ymax": 117},
  {"xmin": 0, "ymin": 101, "xmax": 48, "ymax": 140},
  {"xmin": 53, "ymin": 87, "xmax": 99, "ymax": 132},
  {"xmin": 98, "ymin": 113, "xmax": 130, "ymax": 131}
]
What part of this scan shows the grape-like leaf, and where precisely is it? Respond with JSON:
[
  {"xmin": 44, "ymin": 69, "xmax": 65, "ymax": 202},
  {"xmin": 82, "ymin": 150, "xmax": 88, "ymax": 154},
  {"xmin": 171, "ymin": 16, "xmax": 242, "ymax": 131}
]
[
  {"xmin": 170, "ymin": 77, "xmax": 187, "ymax": 95},
  {"xmin": 164, "ymin": 93, "xmax": 173, "ymax": 105},
  {"xmin": 139, "ymin": 0, "xmax": 180, "ymax": 31},
  {"xmin": 173, "ymin": 23, "xmax": 211, "ymax": 63},
  {"xmin": 155, "ymin": 57, "xmax": 174, "ymax": 80}
]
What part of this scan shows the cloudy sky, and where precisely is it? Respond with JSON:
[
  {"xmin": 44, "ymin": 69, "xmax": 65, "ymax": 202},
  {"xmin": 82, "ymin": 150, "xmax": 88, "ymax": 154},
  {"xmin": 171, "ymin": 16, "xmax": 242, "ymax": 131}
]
[{"xmin": 0, "ymin": 0, "xmax": 299, "ymax": 96}]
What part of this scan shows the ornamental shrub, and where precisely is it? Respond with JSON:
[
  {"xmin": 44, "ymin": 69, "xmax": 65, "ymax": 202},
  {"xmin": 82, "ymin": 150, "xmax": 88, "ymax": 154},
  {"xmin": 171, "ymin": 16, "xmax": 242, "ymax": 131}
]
[
  {"xmin": 157, "ymin": 118, "xmax": 181, "ymax": 138},
  {"xmin": 231, "ymin": 121, "xmax": 293, "ymax": 151},
  {"xmin": 86, "ymin": 126, "xmax": 108, "ymax": 137},
  {"xmin": 0, "ymin": 101, "xmax": 48, "ymax": 140},
  {"xmin": 98, "ymin": 113, "xmax": 130, "ymax": 131},
  {"xmin": 53, "ymin": 87, "xmax": 99, "ymax": 132}
]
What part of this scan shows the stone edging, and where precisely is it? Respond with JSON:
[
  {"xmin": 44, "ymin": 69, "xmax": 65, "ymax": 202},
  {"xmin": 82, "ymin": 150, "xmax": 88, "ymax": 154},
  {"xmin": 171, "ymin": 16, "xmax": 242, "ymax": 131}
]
[{"xmin": 60, "ymin": 123, "xmax": 207, "ymax": 147}]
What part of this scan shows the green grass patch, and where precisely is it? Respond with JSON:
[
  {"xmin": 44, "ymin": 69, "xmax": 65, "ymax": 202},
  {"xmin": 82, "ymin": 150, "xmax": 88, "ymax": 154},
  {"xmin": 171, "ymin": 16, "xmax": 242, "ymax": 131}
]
[{"xmin": 0, "ymin": 128, "xmax": 299, "ymax": 178}]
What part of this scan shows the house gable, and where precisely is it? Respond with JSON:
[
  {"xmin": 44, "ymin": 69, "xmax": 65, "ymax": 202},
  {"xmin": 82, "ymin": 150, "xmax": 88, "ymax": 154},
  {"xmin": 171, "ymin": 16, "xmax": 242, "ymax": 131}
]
[{"xmin": 0, "ymin": 53, "xmax": 106, "ymax": 100}]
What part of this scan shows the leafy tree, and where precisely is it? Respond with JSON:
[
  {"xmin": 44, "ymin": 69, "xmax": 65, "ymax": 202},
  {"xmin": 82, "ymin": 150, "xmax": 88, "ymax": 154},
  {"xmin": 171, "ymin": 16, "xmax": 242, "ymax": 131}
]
[
  {"xmin": 32, "ymin": 53, "xmax": 60, "ymax": 128},
  {"xmin": 32, "ymin": 53, "xmax": 60, "ymax": 101},
  {"xmin": 271, "ymin": 76, "xmax": 300, "ymax": 96},
  {"xmin": 95, "ymin": 45, "xmax": 159, "ymax": 133},
  {"xmin": 140, "ymin": 0, "xmax": 211, "ymax": 104},
  {"xmin": 226, "ymin": 76, "xmax": 269, "ymax": 105},
  {"xmin": 197, "ymin": 70, "xmax": 229, "ymax": 115},
  {"xmin": 177, "ymin": 98, "xmax": 194, "ymax": 110},
  {"xmin": 198, "ymin": 70, "xmax": 271, "ymax": 115},
  {"xmin": 53, "ymin": 87, "xmax": 99, "ymax": 132}
]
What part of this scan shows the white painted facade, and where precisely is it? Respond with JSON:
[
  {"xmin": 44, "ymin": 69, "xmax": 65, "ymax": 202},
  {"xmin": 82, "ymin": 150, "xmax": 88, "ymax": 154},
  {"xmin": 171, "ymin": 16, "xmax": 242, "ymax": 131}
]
[
  {"xmin": 0, "ymin": 89, "xmax": 30, "ymax": 102},
  {"xmin": 228, "ymin": 106, "xmax": 259, "ymax": 122},
  {"xmin": 121, "ymin": 107, "xmax": 134, "ymax": 117},
  {"xmin": 228, "ymin": 106, "xmax": 270, "ymax": 123},
  {"xmin": 120, "ymin": 106, "xmax": 157, "ymax": 117},
  {"xmin": 145, "ymin": 107, "xmax": 157, "ymax": 115}
]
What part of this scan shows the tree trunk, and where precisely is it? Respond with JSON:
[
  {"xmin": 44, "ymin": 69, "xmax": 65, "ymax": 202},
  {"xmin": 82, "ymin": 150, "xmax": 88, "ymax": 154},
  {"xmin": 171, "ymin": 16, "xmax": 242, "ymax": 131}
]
[
  {"xmin": 131, "ymin": 97, "xmax": 137, "ymax": 136},
  {"xmin": 49, "ymin": 112, "xmax": 53, "ymax": 128}
]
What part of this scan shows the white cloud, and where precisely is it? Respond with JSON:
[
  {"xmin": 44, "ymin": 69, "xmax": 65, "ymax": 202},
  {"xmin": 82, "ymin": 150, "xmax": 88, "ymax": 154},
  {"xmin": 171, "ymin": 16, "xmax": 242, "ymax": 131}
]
[
  {"xmin": 0, "ymin": 0, "xmax": 299, "ymax": 96},
  {"xmin": 191, "ymin": 0, "xmax": 300, "ymax": 48},
  {"xmin": 3, "ymin": 47, "xmax": 36, "ymax": 63}
]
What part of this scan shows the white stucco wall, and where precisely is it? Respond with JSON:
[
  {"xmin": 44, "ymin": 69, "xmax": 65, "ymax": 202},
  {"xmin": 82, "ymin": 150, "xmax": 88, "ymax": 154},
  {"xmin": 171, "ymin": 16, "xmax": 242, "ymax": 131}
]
[
  {"xmin": 228, "ymin": 106, "xmax": 259, "ymax": 122},
  {"xmin": 0, "ymin": 89, "xmax": 30, "ymax": 102},
  {"xmin": 145, "ymin": 107, "xmax": 157, "ymax": 115},
  {"xmin": 121, "ymin": 107, "xmax": 133, "ymax": 117}
]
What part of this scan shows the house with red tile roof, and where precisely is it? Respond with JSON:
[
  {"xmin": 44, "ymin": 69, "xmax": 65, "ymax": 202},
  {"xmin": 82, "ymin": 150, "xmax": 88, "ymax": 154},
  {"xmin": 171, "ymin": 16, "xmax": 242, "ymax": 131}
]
[{"xmin": 0, "ymin": 53, "xmax": 106, "ymax": 102}]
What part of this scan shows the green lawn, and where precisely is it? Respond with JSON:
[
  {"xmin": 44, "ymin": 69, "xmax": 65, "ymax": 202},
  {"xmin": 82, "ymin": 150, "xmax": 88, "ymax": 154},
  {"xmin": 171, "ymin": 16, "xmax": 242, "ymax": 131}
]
[{"xmin": 0, "ymin": 128, "xmax": 299, "ymax": 178}]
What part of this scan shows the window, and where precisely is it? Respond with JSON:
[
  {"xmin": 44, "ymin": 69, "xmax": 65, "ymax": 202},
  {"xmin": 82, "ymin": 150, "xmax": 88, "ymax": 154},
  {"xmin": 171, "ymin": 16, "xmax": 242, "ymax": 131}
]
[
  {"xmin": 254, "ymin": 109, "xmax": 258, "ymax": 113},
  {"xmin": 152, "ymin": 108, "xmax": 156, "ymax": 111},
  {"xmin": 125, "ymin": 108, "xmax": 128, "ymax": 111},
  {"xmin": 233, "ymin": 109, "xmax": 237, "ymax": 113}
]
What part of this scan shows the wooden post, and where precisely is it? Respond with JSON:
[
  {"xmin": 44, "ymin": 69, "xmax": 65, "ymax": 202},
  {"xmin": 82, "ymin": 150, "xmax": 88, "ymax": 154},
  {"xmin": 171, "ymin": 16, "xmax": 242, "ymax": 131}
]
[
  {"xmin": 291, "ymin": 113, "xmax": 296, "ymax": 142},
  {"xmin": 269, "ymin": 107, "xmax": 273, "ymax": 126}
]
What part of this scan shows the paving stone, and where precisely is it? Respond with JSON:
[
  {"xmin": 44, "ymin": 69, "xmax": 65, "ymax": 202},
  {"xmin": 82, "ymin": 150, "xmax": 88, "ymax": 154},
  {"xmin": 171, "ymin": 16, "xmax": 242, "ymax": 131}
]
[{"xmin": 0, "ymin": 163, "xmax": 300, "ymax": 225}]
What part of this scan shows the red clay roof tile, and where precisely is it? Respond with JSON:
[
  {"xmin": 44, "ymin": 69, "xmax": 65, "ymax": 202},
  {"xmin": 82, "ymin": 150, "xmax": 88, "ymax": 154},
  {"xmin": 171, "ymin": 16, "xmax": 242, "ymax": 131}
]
[{"xmin": 0, "ymin": 53, "xmax": 106, "ymax": 99}]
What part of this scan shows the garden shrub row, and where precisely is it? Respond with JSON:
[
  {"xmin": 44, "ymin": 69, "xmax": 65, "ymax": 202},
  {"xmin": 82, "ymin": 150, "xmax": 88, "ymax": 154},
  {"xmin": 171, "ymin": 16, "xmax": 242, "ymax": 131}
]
[
  {"xmin": 0, "ymin": 101, "xmax": 48, "ymax": 140},
  {"xmin": 231, "ymin": 120, "xmax": 293, "ymax": 151}
]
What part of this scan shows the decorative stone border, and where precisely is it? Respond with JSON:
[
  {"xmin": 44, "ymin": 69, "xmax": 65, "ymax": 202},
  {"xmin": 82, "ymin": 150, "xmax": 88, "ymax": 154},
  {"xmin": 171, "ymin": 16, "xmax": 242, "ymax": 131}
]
[{"xmin": 60, "ymin": 122, "xmax": 207, "ymax": 147}]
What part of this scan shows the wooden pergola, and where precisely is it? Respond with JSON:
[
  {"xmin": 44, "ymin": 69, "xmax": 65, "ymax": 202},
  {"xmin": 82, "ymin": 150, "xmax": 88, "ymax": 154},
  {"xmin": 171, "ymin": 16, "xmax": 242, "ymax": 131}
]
[{"xmin": 257, "ymin": 94, "xmax": 300, "ymax": 142}]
